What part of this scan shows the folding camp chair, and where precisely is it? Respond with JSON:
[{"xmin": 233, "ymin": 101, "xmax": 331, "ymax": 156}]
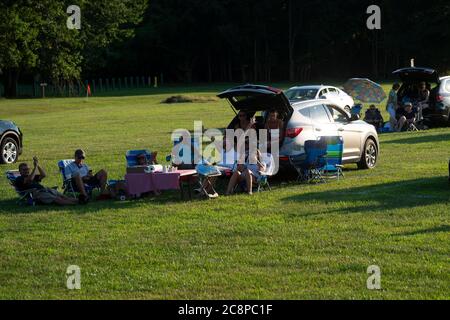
[
  {"xmin": 289, "ymin": 139, "xmax": 327, "ymax": 184},
  {"xmin": 57, "ymin": 160, "xmax": 97, "ymax": 197},
  {"xmin": 256, "ymin": 153, "xmax": 275, "ymax": 192},
  {"xmin": 195, "ymin": 164, "xmax": 222, "ymax": 198},
  {"xmin": 319, "ymin": 136, "xmax": 344, "ymax": 180},
  {"xmin": 5, "ymin": 170, "xmax": 37, "ymax": 206},
  {"xmin": 126, "ymin": 150, "xmax": 153, "ymax": 167}
]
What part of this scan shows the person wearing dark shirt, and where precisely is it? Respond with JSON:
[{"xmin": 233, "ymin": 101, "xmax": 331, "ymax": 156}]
[
  {"xmin": 17, "ymin": 157, "xmax": 78, "ymax": 205},
  {"xmin": 396, "ymin": 103, "xmax": 416, "ymax": 131},
  {"xmin": 364, "ymin": 105, "xmax": 384, "ymax": 131}
]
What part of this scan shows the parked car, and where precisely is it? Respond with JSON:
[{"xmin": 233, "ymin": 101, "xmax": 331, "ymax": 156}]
[
  {"xmin": 393, "ymin": 67, "xmax": 450, "ymax": 126},
  {"xmin": 217, "ymin": 85, "xmax": 379, "ymax": 171},
  {"xmin": 284, "ymin": 85, "xmax": 355, "ymax": 113},
  {"xmin": 0, "ymin": 120, "xmax": 23, "ymax": 164}
]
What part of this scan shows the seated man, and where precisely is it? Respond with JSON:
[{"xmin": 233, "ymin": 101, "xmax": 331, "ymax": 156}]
[
  {"xmin": 364, "ymin": 105, "xmax": 384, "ymax": 130},
  {"xmin": 16, "ymin": 157, "xmax": 78, "ymax": 205},
  {"xmin": 396, "ymin": 103, "xmax": 416, "ymax": 132},
  {"xmin": 65, "ymin": 149, "xmax": 109, "ymax": 202}
]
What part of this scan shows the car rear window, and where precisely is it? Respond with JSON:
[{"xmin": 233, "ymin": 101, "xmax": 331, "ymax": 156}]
[
  {"xmin": 445, "ymin": 80, "xmax": 450, "ymax": 92},
  {"xmin": 309, "ymin": 105, "xmax": 331, "ymax": 123}
]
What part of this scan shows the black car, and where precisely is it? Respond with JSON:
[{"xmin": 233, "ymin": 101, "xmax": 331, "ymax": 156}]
[
  {"xmin": 0, "ymin": 120, "xmax": 23, "ymax": 164},
  {"xmin": 393, "ymin": 67, "xmax": 450, "ymax": 126}
]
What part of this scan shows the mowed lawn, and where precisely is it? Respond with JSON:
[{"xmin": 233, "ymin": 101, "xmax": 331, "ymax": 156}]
[{"xmin": 0, "ymin": 85, "xmax": 449, "ymax": 300}]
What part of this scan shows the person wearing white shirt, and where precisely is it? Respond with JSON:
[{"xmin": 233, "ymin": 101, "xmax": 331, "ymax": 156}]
[{"xmin": 66, "ymin": 149, "xmax": 109, "ymax": 202}]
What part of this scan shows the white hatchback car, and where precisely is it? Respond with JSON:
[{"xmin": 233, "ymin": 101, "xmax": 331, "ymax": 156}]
[{"xmin": 285, "ymin": 85, "xmax": 355, "ymax": 113}]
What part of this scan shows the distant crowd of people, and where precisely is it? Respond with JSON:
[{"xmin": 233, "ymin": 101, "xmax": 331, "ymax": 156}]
[
  {"xmin": 15, "ymin": 109, "xmax": 285, "ymax": 205},
  {"xmin": 363, "ymin": 82, "xmax": 430, "ymax": 132}
]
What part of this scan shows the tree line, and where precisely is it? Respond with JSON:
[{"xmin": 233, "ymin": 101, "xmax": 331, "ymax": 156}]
[{"xmin": 1, "ymin": 0, "xmax": 450, "ymax": 97}]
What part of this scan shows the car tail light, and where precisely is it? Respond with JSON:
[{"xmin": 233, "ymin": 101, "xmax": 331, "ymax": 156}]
[
  {"xmin": 436, "ymin": 95, "xmax": 444, "ymax": 102},
  {"xmin": 285, "ymin": 127, "xmax": 303, "ymax": 138}
]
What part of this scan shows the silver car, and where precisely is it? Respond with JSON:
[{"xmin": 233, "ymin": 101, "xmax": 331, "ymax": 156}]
[{"xmin": 218, "ymin": 84, "xmax": 379, "ymax": 171}]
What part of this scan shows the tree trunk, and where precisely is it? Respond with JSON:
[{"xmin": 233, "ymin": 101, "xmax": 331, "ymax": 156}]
[
  {"xmin": 4, "ymin": 69, "xmax": 19, "ymax": 98},
  {"xmin": 253, "ymin": 39, "xmax": 258, "ymax": 82},
  {"xmin": 288, "ymin": 0, "xmax": 296, "ymax": 82},
  {"xmin": 207, "ymin": 51, "xmax": 212, "ymax": 83}
]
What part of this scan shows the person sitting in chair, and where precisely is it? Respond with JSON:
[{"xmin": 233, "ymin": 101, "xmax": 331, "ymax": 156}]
[
  {"xmin": 396, "ymin": 103, "xmax": 416, "ymax": 132},
  {"xmin": 136, "ymin": 152, "xmax": 158, "ymax": 166},
  {"xmin": 65, "ymin": 149, "xmax": 110, "ymax": 203},
  {"xmin": 235, "ymin": 111, "xmax": 256, "ymax": 131},
  {"xmin": 16, "ymin": 157, "xmax": 78, "ymax": 205},
  {"xmin": 364, "ymin": 105, "xmax": 384, "ymax": 131},
  {"xmin": 225, "ymin": 138, "xmax": 266, "ymax": 196}
]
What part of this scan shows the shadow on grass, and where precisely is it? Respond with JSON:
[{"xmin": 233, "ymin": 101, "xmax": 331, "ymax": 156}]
[
  {"xmin": 282, "ymin": 176, "xmax": 450, "ymax": 218},
  {"xmin": 383, "ymin": 133, "xmax": 450, "ymax": 145},
  {"xmin": 396, "ymin": 225, "xmax": 450, "ymax": 237},
  {"xmin": 0, "ymin": 189, "xmax": 200, "ymax": 215}
]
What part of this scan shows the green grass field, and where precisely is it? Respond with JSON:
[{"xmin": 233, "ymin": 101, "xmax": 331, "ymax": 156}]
[{"xmin": 0, "ymin": 84, "xmax": 449, "ymax": 299}]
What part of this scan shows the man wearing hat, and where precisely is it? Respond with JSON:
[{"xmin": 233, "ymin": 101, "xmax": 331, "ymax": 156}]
[
  {"xmin": 65, "ymin": 149, "xmax": 110, "ymax": 202},
  {"xmin": 396, "ymin": 102, "xmax": 416, "ymax": 132}
]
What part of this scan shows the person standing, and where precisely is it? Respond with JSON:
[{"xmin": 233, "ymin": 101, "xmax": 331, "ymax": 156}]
[{"xmin": 386, "ymin": 83, "xmax": 400, "ymax": 131}]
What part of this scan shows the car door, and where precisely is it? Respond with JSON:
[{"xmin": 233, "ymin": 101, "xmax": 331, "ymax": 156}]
[
  {"xmin": 325, "ymin": 104, "xmax": 362, "ymax": 160},
  {"xmin": 309, "ymin": 104, "xmax": 336, "ymax": 138}
]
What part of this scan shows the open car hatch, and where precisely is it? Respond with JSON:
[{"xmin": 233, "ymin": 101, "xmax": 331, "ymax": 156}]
[
  {"xmin": 392, "ymin": 67, "xmax": 440, "ymax": 84},
  {"xmin": 217, "ymin": 84, "xmax": 293, "ymax": 117}
]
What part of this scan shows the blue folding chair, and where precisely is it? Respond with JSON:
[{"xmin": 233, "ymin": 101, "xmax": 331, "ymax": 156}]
[
  {"xmin": 319, "ymin": 136, "xmax": 344, "ymax": 180},
  {"xmin": 126, "ymin": 150, "xmax": 153, "ymax": 167},
  {"xmin": 289, "ymin": 140, "xmax": 327, "ymax": 183},
  {"xmin": 167, "ymin": 137, "xmax": 200, "ymax": 169},
  {"xmin": 5, "ymin": 170, "xmax": 37, "ymax": 206},
  {"xmin": 58, "ymin": 160, "xmax": 96, "ymax": 197}
]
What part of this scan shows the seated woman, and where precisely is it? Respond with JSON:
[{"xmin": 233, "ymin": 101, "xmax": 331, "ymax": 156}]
[
  {"xmin": 136, "ymin": 152, "xmax": 158, "ymax": 166},
  {"xmin": 235, "ymin": 111, "xmax": 256, "ymax": 131},
  {"xmin": 225, "ymin": 139, "xmax": 266, "ymax": 196}
]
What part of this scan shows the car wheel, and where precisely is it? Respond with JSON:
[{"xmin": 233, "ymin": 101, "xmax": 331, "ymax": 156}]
[
  {"xmin": 344, "ymin": 105, "xmax": 351, "ymax": 113},
  {"xmin": 357, "ymin": 138, "xmax": 378, "ymax": 170},
  {"xmin": 1, "ymin": 137, "xmax": 19, "ymax": 164}
]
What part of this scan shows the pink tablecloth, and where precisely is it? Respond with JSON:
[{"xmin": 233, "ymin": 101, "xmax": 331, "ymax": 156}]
[{"xmin": 125, "ymin": 170, "xmax": 197, "ymax": 196}]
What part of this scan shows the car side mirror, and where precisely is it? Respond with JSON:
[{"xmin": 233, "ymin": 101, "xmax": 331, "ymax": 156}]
[
  {"xmin": 319, "ymin": 95, "xmax": 326, "ymax": 99},
  {"xmin": 350, "ymin": 114, "xmax": 360, "ymax": 121}
]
